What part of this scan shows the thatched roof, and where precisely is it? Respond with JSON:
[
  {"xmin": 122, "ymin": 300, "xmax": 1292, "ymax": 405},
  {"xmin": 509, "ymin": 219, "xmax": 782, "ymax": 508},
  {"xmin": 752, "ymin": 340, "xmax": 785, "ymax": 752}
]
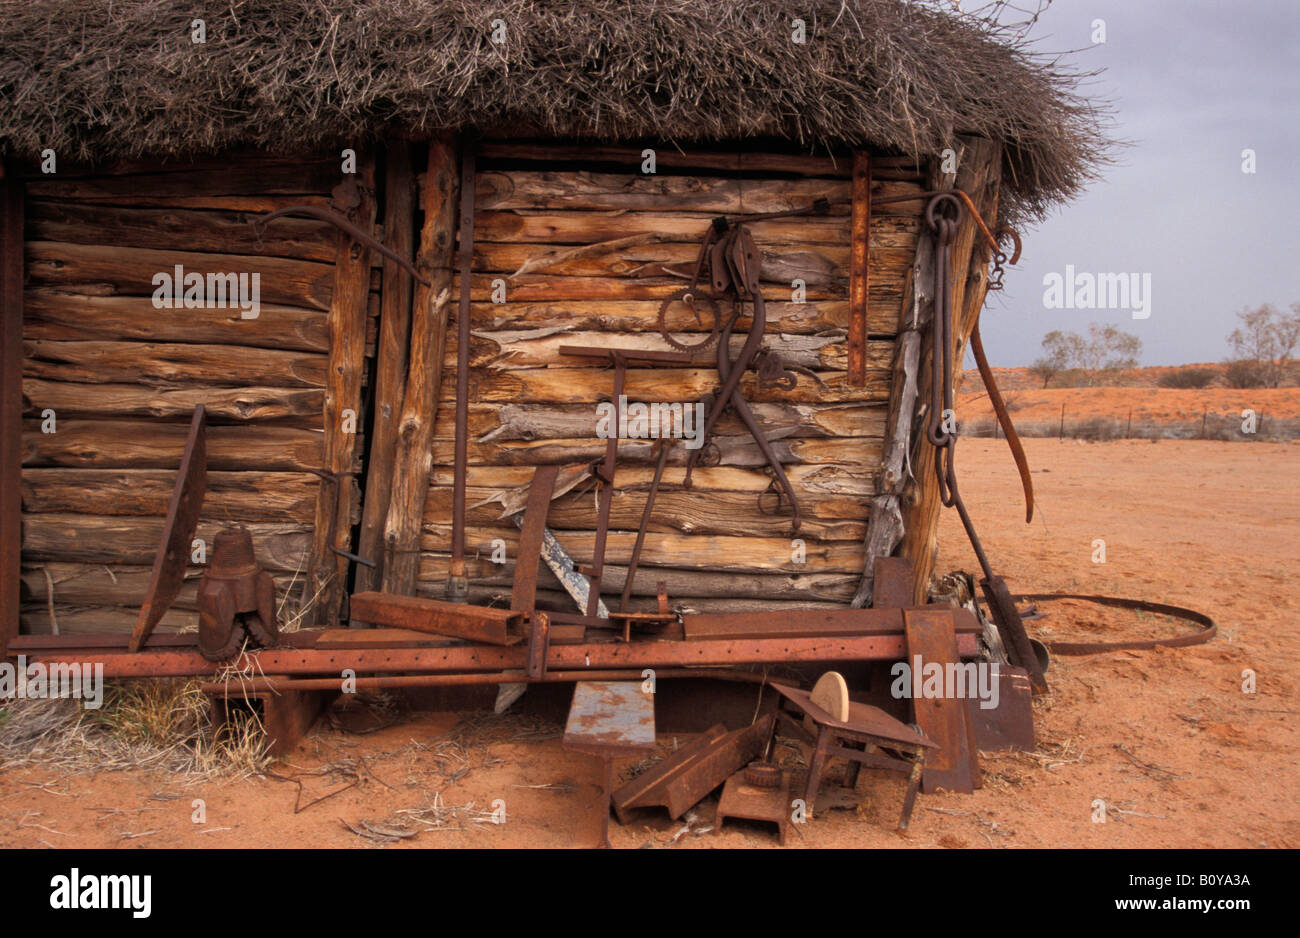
[{"xmin": 0, "ymin": 0, "xmax": 1112, "ymax": 222}]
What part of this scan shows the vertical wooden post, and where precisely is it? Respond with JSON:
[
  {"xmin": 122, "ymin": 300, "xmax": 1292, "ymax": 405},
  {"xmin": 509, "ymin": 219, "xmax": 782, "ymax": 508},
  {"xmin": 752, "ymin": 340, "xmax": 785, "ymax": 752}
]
[
  {"xmin": 354, "ymin": 144, "xmax": 417, "ymax": 597},
  {"xmin": 382, "ymin": 135, "xmax": 460, "ymax": 595},
  {"xmin": 0, "ymin": 168, "xmax": 23, "ymax": 654},
  {"xmin": 900, "ymin": 136, "xmax": 1001, "ymax": 605},
  {"xmin": 304, "ymin": 154, "xmax": 377, "ymax": 625},
  {"xmin": 847, "ymin": 151, "xmax": 871, "ymax": 386}
]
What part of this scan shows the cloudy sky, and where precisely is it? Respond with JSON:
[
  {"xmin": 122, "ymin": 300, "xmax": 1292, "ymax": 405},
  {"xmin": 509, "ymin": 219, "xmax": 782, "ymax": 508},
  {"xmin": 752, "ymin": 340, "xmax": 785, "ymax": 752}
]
[{"xmin": 977, "ymin": 0, "xmax": 1300, "ymax": 366}]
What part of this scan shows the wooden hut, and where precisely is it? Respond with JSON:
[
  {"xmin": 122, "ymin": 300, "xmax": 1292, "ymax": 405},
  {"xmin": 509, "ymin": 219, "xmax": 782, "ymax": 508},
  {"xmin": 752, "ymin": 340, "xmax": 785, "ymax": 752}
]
[{"xmin": 0, "ymin": 1, "xmax": 1106, "ymax": 655}]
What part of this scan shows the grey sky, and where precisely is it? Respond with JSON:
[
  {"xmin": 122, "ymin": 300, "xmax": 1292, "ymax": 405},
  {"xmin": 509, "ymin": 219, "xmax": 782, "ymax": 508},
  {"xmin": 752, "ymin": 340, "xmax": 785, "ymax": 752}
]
[{"xmin": 978, "ymin": 0, "xmax": 1300, "ymax": 366}]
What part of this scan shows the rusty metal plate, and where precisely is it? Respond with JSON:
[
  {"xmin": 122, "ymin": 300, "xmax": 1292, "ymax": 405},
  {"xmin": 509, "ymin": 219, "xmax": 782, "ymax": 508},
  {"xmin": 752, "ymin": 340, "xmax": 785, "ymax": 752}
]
[
  {"xmin": 968, "ymin": 665, "xmax": 1034, "ymax": 752},
  {"xmin": 349, "ymin": 591, "xmax": 523, "ymax": 644},
  {"xmin": 903, "ymin": 608, "xmax": 980, "ymax": 794},
  {"xmin": 871, "ymin": 556, "xmax": 914, "ymax": 609},
  {"xmin": 771, "ymin": 683, "xmax": 936, "ymax": 749},
  {"xmin": 129, "ymin": 405, "xmax": 207, "ymax": 652},
  {"xmin": 562, "ymin": 681, "xmax": 657, "ymax": 758}
]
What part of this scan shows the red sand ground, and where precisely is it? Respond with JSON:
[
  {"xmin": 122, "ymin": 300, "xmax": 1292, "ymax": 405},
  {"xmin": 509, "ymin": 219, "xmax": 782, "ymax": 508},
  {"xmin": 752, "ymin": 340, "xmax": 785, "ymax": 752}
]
[{"xmin": 1, "ymin": 438, "xmax": 1297, "ymax": 849}]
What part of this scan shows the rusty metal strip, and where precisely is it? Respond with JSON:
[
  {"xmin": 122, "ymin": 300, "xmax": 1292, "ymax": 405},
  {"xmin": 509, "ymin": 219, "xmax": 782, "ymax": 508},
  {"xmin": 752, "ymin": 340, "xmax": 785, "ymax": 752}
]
[
  {"xmin": 449, "ymin": 142, "xmax": 477, "ymax": 596},
  {"xmin": 683, "ymin": 604, "xmax": 981, "ymax": 641},
  {"xmin": 0, "ymin": 171, "xmax": 23, "ymax": 658},
  {"xmin": 129, "ymin": 405, "xmax": 207, "ymax": 652},
  {"xmin": 1010, "ymin": 592, "xmax": 1216, "ymax": 655},
  {"xmin": 970, "ymin": 321, "xmax": 1033, "ymax": 523},
  {"xmin": 24, "ymin": 631, "xmax": 985, "ymax": 679},
  {"xmin": 848, "ymin": 150, "xmax": 871, "ymax": 385},
  {"xmin": 903, "ymin": 607, "xmax": 979, "ymax": 794},
  {"xmin": 511, "ymin": 464, "xmax": 560, "ymax": 614},
  {"xmin": 526, "ymin": 610, "xmax": 550, "ymax": 679}
]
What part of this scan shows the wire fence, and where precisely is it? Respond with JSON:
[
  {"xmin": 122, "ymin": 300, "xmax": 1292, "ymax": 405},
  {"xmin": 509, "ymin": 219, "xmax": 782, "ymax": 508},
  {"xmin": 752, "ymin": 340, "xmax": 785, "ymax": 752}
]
[{"xmin": 961, "ymin": 408, "xmax": 1298, "ymax": 442}]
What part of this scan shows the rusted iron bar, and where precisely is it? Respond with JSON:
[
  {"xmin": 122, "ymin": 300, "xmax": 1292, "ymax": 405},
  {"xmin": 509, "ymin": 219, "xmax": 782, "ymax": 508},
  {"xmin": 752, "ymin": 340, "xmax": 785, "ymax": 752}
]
[
  {"xmin": 511, "ymin": 464, "xmax": 559, "ymax": 616},
  {"xmin": 198, "ymin": 667, "xmax": 764, "ymax": 695},
  {"xmin": 0, "ymin": 170, "xmax": 23, "ymax": 658},
  {"xmin": 847, "ymin": 150, "xmax": 871, "ymax": 385},
  {"xmin": 350, "ymin": 591, "xmax": 522, "ymax": 644},
  {"xmin": 21, "ymin": 631, "xmax": 983, "ymax": 678},
  {"xmin": 129, "ymin": 405, "xmax": 207, "ymax": 652},
  {"xmin": 449, "ymin": 142, "xmax": 477, "ymax": 600},
  {"xmin": 251, "ymin": 204, "xmax": 428, "ymax": 286}
]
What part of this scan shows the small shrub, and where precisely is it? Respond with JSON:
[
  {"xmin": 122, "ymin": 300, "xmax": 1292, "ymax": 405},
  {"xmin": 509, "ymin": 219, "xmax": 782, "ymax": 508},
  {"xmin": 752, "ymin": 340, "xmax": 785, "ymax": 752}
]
[
  {"xmin": 1224, "ymin": 359, "xmax": 1266, "ymax": 388},
  {"xmin": 1157, "ymin": 367, "xmax": 1216, "ymax": 389}
]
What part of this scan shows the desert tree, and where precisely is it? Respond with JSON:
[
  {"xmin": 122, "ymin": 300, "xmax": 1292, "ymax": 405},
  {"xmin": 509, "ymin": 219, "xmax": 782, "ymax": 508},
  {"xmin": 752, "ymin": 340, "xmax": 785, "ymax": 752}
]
[{"xmin": 1226, "ymin": 303, "xmax": 1300, "ymax": 388}]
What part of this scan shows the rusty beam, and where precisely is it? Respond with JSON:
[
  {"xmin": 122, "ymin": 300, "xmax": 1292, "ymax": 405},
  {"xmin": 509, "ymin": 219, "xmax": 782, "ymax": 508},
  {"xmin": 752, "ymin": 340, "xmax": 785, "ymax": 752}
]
[
  {"xmin": 349, "ymin": 591, "xmax": 522, "ymax": 644},
  {"xmin": 20, "ymin": 630, "xmax": 983, "ymax": 678},
  {"xmin": 682, "ymin": 604, "xmax": 981, "ymax": 641},
  {"xmin": 614, "ymin": 715, "xmax": 772, "ymax": 821}
]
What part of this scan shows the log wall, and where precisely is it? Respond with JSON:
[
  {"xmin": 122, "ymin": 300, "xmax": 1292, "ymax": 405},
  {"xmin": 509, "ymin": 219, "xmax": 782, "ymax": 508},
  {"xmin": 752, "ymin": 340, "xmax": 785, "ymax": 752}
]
[
  {"xmin": 418, "ymin": 144, "xmax": 927, "ymax": 612},
  {"xmin": 18, "ymin": 151, "xmax": 379, "ymax": 635}
]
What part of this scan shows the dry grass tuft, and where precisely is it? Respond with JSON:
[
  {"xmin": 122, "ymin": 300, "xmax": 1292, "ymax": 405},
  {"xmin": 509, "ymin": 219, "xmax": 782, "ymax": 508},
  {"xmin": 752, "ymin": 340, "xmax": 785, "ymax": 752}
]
[{"xmin": 0, "ymin": 678, "xmax": 271, "ymax": 780}]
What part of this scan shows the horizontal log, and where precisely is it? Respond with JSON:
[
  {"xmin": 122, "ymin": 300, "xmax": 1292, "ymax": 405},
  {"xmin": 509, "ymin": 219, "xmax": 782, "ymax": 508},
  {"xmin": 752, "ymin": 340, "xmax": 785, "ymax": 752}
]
[
  {"xmin": 476, "ymin": 142, "xmax": 854, "ymax": 177},
  {"xmin": 22, "ymin": 469, "xmax": 318, "ymax": 522},
  {"xmin": 20, "ymin": 604, "xmax": 197, "ymax": 636},
  {"xmin": 477, "ymin": 171, "xmax": 854, "ymax": 213},
  {"xmin": 21, "ymin": 514, "xmax": 312, "ymax": 571},
  {"xmin": 447, "ymin": 585, "xmax": 847, "ymax": 615},
  {"xmin": 26, "ymin": 241, "xmax": 339, "ymax": 310},
  {"xmin": 475, "ymin": 211, "xmax": 850, "ymax": 246},
  {"xmin": 424, "ymin": 485, "xmax": 867, "ymax": 539},
  {"xmin": 20, "ymin": 562, "xmax": 302, "ymax": 611},
  {"xmin": 22, "ymin": 379, "xmax": 324, "ymax": 424},
  {"xmin": 22, "ymin": 419, "xmax": 321, "ymax": 470},
  {"xmin": 24, "ymin": 158, "xmax": 342, "ymax": 203},
  {"xmin": 23, "ymin": 289, "xmax": 329, "ymax": 352},
  {"xmin": 416, "ymin": 553, "xmax": 859, "ymax": 601},
  {"xmin": 27, "ymin": 201, "xmax": 341, "ymax": 264},
  {"xmin": 472, "ymin": 240, "xmax": 852, "ymax": 289},
  {"xmin": 464, "ymin": 298, "xmax": 900, "ymax": 337},
  {"xmin": 438, "ymin": 363, "xmax": 892, "ymax": 405},
  {"xmin": 434, "ymin": 434, "xmax": 882, "ymax": 471},
  {"xmin": 421, "ymin": 525, "xmax": 864, "ymax": 574},
  {"xmin": 437, "ymin": 463, "xmax": 879, "ymax": 498},
  {"xmin": 23, "ymin": 339, "xmax": 327, "ymax": 389},
  {"xmin": 459, "ymin": 329, "xmax": 848, "ymax": 371},
  {"xmin": 457, "ymin": 400, "xmax": 886, "ymax": 443}
]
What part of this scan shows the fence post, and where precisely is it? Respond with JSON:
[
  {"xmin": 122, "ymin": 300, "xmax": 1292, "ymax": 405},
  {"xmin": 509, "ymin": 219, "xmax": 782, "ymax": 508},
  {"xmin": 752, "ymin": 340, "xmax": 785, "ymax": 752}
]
[{"xmin": 1059, "ymin": 403, "xmax": 1066, "ymax": 441}]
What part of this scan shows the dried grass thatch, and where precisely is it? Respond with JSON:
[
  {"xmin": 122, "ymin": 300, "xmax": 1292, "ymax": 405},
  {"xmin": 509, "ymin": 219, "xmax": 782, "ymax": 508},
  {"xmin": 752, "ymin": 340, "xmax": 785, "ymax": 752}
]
[{"xmin": 0, "ymin": 0, "xmax": 1111, "ymax": 222}]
